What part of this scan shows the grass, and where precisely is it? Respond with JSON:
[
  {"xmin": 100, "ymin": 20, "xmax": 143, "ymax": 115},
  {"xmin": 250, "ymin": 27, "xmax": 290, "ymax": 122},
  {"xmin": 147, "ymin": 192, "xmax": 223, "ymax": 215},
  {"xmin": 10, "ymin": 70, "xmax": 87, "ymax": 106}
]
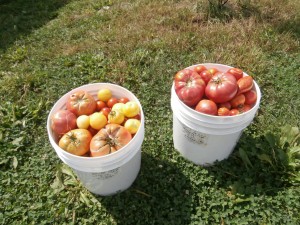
[{"xmin": 0, "ymin": 0, "xmax": 299, "ymax": 224}]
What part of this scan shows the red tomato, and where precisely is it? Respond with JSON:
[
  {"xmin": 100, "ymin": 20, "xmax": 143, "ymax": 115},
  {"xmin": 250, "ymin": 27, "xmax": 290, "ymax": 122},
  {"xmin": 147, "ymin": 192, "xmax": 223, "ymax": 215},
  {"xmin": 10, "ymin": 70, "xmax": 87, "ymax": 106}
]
[
  {"xmin": 237, "ymin": 76, "xmax": 253, "ymax": 94},
  {"xmin": 244, "ymin": 90, "xmax": 257, "ymax": 105},
  {"xmin": 195, "ymin": 99, "xmax": 218, "ymax": 116},
  {"xmin": 96, "ymin": 100, "xmax": 107, "ymax": 111},
  {"xmin": 193, "ymin": 65, "xmax": 207, "ymax": 75},
  {"xmin": 238, "ymin": 104, "xmax": 252, "ymax": 113},
  {"xmin": 66, "ymin": 90, "xmax": 96, "ymax": 116},
  {"xmin": 107, "ymin": 97, "xmax": 119, "ymax": 108},
  {"xmin": 227, "ymin": 68, "xmax": 243, "ymax": 81},
  {"xmin": 208, "ymin": 68, "xmax": 218, "ymax": 75},
  {"xmin": 199, "ymin": 70, "xmax": 214, "ymax": 84},
  {"xmin": 205, "ymin": 72, "xmax": 238, "ymax": 103},
  {"xmin": 218, "ymin": 102, "xmax": 231, "ymax": 110},
  {"xmin": 174, "ymin": 69, "xmax": 206, "ymax": 107},
  {"xmin": 119, "ymin": 97, "xmax": 129, "ymax": 104},
  {"xmin": 218, "ymin": 107, "xmax": 230, "ymax": 116},
  {"xmin": 100, "ymin": 107, "xmax": 111, "ymax": 118},
  {"xmin": 230, "ymin": 94, "xmax": 246, "ymax": 108},
  {"xmin": 229, "ymin": 109, "xmax": 240, "ymax": 116},
  {"xmin": 59, "ymin": 129, "xmax": 92, "ymax": 156},
  {"xmin": 51, "ymin": 110, "xmax": 77, "ymax": 136},
  {"xmin": 90, "ymin": 124, "xmax": 132, "ymax": 157}
]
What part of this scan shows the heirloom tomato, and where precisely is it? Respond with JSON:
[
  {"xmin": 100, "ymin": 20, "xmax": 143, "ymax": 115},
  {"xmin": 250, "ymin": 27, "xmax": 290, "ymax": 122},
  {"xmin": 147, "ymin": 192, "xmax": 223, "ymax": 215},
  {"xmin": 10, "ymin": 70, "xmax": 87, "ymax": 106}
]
[
  {"xmin": 205, "ymin": 72, "xmax": 238, "ymax": 103},
  {"xmin": 90, "ymin": 112, "xmax": 107, "ymax": 130},
  {"xmin": 108, "ymin": 110, "xmax": 125, "ymax": 125},
  {"xmin": 90, "ymin": 124, "xmax": 132, "ymax": 157},
  {"xmin": 229, "ymin": 109, "xmax": 240, "ymax": 116},
  {"xmin": 217, "ymin": 107, "xmax": 230, "ymax": 116},
  {"xmin": 51, "ymin": 110, "xmax": 77, "ymax": 136},
  {"xmin": 59, "ymin": 129, "xmax": 92, "ymax": 156},
  {"xmin": 193, "ymin": 65, "xmax": 207, "ymax": 74},
  {"xmin": 237, "ymin": 76, "xmax": 253, "ymax": 94},
  {"xmin": 124, "ymin": 118, "xmax": 141, "ymax": 134},
  {"xmin": 66, "ymin": 90, "xmax": 96, "ymax": 116},
  {"xmin": 76, "ymin": 115, "xmax": 90, "ymax": 129},
  {"xmin": 97, "ymin": 88, "xmax": 112, "ymax": 102},
  {"xmin": 227, "ymin": 68, "xmax": 243, "ymax": 80},
  {"xmin": 174, "ymin": 69, "xmax": 206, "ymax": 107},
  {"xmin": 195, "ymin": 99, "xmax": 218, "ymax": 116},
  {"xmin": 199, "ymin": 70, "xmax": 214, "ymax": 84},
  {"xmin": 244, "ymin": 90, "xmax": 257, "ymax": 105},
  {"xmin": 123, "ymin": 101, "xmax": 140, "ymax": 118},
  {"xmin": 230, "ymin": 94, "xmax": 246, "ymax": 108}
]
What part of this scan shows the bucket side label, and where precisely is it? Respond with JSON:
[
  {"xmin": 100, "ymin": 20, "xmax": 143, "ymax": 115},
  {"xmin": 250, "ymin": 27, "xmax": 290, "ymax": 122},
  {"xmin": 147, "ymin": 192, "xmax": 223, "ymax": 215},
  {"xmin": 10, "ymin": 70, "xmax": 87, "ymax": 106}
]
[
  {"xmin": 90, "ymin": 167, "xmax": 120, "ymax": 180},
  {"xmin": 181, "ymin": 122, "xmax": 208, "ymax": 145}
]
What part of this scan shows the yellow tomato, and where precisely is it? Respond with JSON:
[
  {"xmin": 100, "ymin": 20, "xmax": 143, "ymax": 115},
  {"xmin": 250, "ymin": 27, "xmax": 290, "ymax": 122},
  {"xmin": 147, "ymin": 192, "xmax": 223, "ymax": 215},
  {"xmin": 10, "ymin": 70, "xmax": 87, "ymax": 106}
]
[
  {"xmin": 111, "ymin": 102, "xmax": 125, "ymax": 114},
  {"xmin": 97, "ymin": 88, "xmax": 112, "ymax": 102},
  {"xmin": 89, "ymin": 112, "xmax": 107, "ymax": 130},
  {"xmin": 123, "ymin": 101, "xmax": 139, "ymax": 118},
  {"xmin": 76, "ymin": 115, "xmax": 90, "ymax": 129},
  {"xmin": 108, "ymin": 110, "xmax": 124, "ymax": 124},
  {"xmin": 124, "ymin": 119, "xmax": 141, "ymax": 134}
]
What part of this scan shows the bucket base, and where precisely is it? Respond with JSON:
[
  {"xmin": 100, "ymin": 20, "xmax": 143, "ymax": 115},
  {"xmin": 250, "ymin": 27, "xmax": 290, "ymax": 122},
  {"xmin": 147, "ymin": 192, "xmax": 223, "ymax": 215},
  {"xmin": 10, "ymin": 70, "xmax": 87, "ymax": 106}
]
[
  {"xmin": 173, "ymin": 115, "xmax": 242, "ymax": 166},
  {"xmin": 74, "ymin": 150, "xmax": 141, "ymax": 196}
]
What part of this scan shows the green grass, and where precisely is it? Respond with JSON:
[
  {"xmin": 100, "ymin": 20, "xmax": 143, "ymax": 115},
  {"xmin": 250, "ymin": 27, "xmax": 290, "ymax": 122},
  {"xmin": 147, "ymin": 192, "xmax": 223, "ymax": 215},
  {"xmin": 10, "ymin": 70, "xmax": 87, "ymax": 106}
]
[{"xmin": 0, "ymin": 0, "xmax": 299, "ymax": 224}]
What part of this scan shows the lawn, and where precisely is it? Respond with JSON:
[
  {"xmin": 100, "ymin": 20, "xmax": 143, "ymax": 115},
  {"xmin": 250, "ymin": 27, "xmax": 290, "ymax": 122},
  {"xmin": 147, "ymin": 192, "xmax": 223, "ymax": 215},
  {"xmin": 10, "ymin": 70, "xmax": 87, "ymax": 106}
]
[{"xmin": 0, "ymin": 0, "xmax": 299, "ymax": 224}]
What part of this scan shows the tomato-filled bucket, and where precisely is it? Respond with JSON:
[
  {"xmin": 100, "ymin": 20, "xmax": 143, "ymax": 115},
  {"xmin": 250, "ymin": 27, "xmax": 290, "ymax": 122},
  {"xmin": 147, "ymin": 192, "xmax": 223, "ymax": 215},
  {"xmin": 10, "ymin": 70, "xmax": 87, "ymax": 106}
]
[
  {"xmin": 171, "ymin": 63, "xmax": 261, "ymax": 166},
  {"xmin": 47, "ymin": 83, "xmax": 144, "ymax": 196}
]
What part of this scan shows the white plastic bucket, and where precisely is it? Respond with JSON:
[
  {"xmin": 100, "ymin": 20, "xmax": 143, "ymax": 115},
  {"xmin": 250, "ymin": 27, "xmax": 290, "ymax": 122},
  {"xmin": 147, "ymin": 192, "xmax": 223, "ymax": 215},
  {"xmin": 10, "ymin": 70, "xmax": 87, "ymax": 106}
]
[
  {"xmin": 47, "ymin": 83, "xmax": 144, "ymax": 196},
  {"xmin": 171, "ymin": 63, "xmax": 261, "ymax": 166}
]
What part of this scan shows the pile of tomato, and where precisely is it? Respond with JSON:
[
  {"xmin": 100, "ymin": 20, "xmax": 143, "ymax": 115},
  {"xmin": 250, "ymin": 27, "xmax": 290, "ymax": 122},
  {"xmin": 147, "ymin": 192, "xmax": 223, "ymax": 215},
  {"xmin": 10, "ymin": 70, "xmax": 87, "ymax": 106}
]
[
  {"xmin": 174, "ymin": 65, "xmax": 257, "ymax": 116},
  {"xmin": 50, "ymin": 88, "xmax": 141, "ymax": 157}
]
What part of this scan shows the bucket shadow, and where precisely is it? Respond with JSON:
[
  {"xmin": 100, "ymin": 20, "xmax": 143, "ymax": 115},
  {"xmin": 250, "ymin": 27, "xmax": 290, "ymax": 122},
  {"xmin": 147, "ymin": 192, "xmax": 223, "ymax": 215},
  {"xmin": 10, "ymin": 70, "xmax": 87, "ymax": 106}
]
[
  {"xmin": 205, "ymin": 130, "xmax": 291, "ymax": 197},
  {"xmin": 94, "ymin": 152, "xmax": 193, "ymax": 225},
  {"xmin": 0, "ymin": 0, "xmax": 69, "ymax": 51}
]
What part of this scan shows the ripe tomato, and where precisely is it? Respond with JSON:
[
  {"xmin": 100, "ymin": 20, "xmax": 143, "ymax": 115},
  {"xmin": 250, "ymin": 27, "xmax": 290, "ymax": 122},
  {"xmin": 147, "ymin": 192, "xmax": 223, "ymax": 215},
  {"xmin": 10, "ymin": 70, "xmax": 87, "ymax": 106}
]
[
  {"xmin": 237, "ymin": 76, "xmax": 253, "ymax": 94},
  {"xmin": 112, "ymin": 102, "xmax": 125, "ymax": 114},
  {"xmin": 193, "ymin": 65, "xmax": 207, "ymax": 75},
  {"xmin": 97, "ymin": 88, "xmax": 112, "ymax": 102},
  {"xmin": 66, "ymin": 90, "xmax": 96, "ymax": 116},
  {"xmin": 119, "ymin": 97, "xmax": 129, "ymax": 104},
  {"xmin": 90, "ymin": 124, "xmax": 132, "ymax": 157},
  {"xmin": 195, "ymin": 99, "xmax": 218, "ymax": 116},
  {"xmin": 174, "ymin": 69, "xmax": 206, "ymax": 107},
  {"xmin": 238, "ymin": 104, "xmax": 252, "ymax": 113},
  {"xmin": 90, "ymin": 112, "xmax": 107, "ymax": 130},
  {"xmin": 76, "ymin": 115, "xmax": 90, "ymax": 129},
  {"xmin": 205, "ymin": 72, "xmax": 238, "ymax": 103},
  {"xmin": 230, "ymin": 94, "xmax": 246, "ymax": 108},
  {"xmin": 100, "ymin": 107, "xmax": 111, "ymax": 118},
  {"xmin": 108, "ymin": 110, "xmax": 125, "ymax": 124},
  {"xmin": 107, "ymin": 97, "xmax": 119, "ymax": 108},
  {"xmin": 199, "ymin": 70, "xmax": 214, "ymax": 84},
  {"xmin": 217, "ymin": 107, "xmax": 230, "ymax": 116},
  {"xmin": 244, "ymin": 90, "xmax": 257, "ymax": 105},
  {"xmin": 218, "ymin": 102, "xmax": 231, "ymax": 110},
  {"xmin": 208, "ymin": 68, "xmax": 218, "ymax": 75},
  {"xmin": 96, "ymin": 100, "xmax": 107, "ymax": 111},
  {"xmin": 124, "ymin": 119, "xmax": 141, "ymax": 134},
  {"xmin": 59, "ymin": 129, "xmax": 92, "ymax": 156},
  {"xmin": 123, "ymin": 101, "xmax": 140, "ymax": 118},
  {"xmin": 227, "ymin": 68, "xmax": 243, "ymax": 81},
  {"xmin": 229, "ymin": 109, "xmax": 240, "ymax": 116},
  {"xmin": 51, "ymin": 110, "xmax": 77, "ymax": 136}
]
